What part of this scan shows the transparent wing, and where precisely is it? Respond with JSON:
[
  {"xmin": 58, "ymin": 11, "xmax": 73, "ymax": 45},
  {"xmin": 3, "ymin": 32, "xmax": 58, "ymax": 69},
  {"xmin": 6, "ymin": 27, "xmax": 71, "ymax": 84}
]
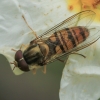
[
  {"xmin": 39, "ymin": 10, "xmax": 95, "ymax": 39},
  {"xmin": 37, "ymin": 10, "xmax": 97, "ymax": 64},
  {"xmin": 47, "ymin": 27, "xmax": 100, "ymax": 64}
]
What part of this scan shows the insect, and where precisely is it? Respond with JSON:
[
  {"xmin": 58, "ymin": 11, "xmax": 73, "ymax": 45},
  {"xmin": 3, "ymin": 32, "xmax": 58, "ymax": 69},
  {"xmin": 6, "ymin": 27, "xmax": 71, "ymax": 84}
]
[{"xmin": 11, "ymin": 10, "xmax": 100, "ymax": 74}]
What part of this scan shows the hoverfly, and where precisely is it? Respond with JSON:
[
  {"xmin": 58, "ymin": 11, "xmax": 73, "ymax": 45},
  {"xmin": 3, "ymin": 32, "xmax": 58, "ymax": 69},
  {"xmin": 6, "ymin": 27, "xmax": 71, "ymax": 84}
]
[{"xmin": 11, "ymin": 10, "xmax": 100, "ymax": 74}]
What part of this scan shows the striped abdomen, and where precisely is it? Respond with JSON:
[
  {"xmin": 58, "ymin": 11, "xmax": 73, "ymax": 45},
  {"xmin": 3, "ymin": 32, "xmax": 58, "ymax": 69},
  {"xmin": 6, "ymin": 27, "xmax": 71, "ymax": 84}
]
[{"xmin": 46, "ymin": 26, "xmax": 89, "ymax": 56}]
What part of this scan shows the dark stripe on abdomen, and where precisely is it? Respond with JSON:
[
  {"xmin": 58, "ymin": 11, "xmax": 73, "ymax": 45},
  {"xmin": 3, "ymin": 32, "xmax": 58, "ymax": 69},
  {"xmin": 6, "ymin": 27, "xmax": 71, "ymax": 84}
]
[
  {"xmin": 54, "ymin": 32, "xmax": 65, "ymax": 53},
  {"xmin": 59, "ymin": 31, "xmax": 68, "ymax": 50},
  {"xmin": 72, "ymin": 29, "xmax": 79, "ymax": 44},
  {"xmin": 79, "ymin": 27, "xmax": 86, "ymax": 40},
  {"xmin": 66, "ymin": 28, "xmax": 76, "ymax": 47}
]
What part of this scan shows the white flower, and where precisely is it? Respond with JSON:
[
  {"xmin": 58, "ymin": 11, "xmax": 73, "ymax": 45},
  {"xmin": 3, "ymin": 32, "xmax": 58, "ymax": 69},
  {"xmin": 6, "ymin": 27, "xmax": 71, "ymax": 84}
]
[{"xmin": 1, "ymin": 0, "xmax": 100, "ymax": 100}]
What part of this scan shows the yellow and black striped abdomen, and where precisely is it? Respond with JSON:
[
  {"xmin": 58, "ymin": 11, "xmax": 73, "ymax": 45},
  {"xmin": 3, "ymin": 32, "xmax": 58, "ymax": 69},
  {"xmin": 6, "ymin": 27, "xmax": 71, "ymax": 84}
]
[
  {"xmin": 58, "ymin": 26, "xmax": 89, "ymax": 51},
  {"xmin": 46, "ymin": 26, "xmax": 89, "ymax": 56}
]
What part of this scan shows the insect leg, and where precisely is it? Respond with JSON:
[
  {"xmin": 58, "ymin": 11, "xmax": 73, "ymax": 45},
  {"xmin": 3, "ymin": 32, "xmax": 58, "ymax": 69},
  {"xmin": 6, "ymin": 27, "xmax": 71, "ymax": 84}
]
[
  {"xmin": 57, "ymin": 55, "xmax": 69, "ymax": 64},
  {"xmin": 70, "ymin": 52, "xmax": 86, "ymax": 58},
  {"xmin": 22, "ymin": 15, "xmax": 38, "ymax": 39},
  {"xmin": 42, "ymin": 65, "xmax": 46, "ymax": 74},
  {"xmin": 10, "ymin": 61, "xmax": 17, "ymax": 66},
  {"xmin": 32, "ymin": 68, "xmax": 37, "ymax": 75},
  {"xmin": 12, "ymin": 66, "xmax": 16, "ymax": 71},
  {"xmin": 56, "ymin": 58, "xmax": 65, "ymax": 63},
  {"xmin": 10, "ymin": 61, "xmax": 18, "ymax": 70}
]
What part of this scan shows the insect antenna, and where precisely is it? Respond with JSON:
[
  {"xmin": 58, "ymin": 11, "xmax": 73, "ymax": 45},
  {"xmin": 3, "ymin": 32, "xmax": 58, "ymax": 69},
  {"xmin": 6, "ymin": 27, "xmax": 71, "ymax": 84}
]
[{"xmin": 22, "ymin": 15, "xmax": 38, "ymax": 39}]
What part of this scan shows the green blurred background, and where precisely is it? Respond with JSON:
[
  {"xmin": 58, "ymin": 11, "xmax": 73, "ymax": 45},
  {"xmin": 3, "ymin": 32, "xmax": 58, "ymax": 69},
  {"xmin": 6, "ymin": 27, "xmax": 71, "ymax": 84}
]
[{"xmin": 0, "ymin": 54, "xmax": 65, "ymax": 100}]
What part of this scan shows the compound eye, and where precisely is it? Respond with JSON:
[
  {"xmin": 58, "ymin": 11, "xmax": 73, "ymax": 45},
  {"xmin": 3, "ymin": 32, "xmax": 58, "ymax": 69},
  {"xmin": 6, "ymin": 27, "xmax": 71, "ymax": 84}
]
[
  {"xmin": 18, "ymin": 60, "xmax": 29, "ymax": 72},
  {"xmin": 15, "ymin": 50, "xmax": 23, "ymax": 62},
  {"xmin": 15, "ymin": 50, "xmax": 30, "ymax": 72}
]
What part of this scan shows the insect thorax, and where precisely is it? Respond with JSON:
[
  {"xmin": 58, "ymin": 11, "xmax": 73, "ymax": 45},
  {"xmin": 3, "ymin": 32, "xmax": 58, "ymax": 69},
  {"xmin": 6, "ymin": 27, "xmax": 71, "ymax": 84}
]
[{"xmin": 23, "ymin": 43, "xmax": 45, "ymax": 66}]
